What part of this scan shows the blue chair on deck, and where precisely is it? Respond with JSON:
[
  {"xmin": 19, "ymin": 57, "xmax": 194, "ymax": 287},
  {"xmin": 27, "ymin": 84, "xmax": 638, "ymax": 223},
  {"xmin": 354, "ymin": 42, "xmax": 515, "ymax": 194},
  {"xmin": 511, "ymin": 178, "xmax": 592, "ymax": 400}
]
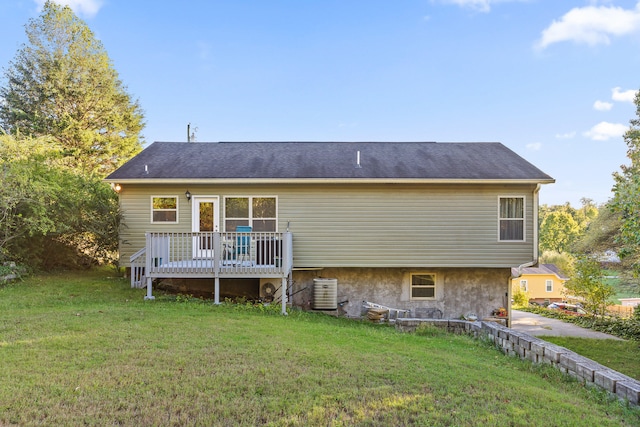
[{"xmin": 235, "ymin": 226, "xmax": 252, "ymax": 264}]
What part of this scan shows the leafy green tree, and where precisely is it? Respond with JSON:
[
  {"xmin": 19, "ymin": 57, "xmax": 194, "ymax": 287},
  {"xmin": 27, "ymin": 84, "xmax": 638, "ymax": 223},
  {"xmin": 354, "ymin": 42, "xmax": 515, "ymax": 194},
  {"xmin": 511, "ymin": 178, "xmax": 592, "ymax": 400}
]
[
  {"xmin": 539, "ymin": 210, "xmax": 582, "ymax": 253},
  {"xmin": 0, "ymin": 133, "xmax": 62, "ymax": 261},
  {"xmin": 0, "ymin": 1, "xmax": 144, "ymax": 176},
  {"xmin": 539, "ymin": 250, "xmax": 575, "ymax": 277},
  {"xmin": 574, "ymin": 198, "xmax": 598, "ymax": 229},
  {"xmin": 0, "ymin": 133, "xmax": 120, "ymax": 268},
  {"xmin": 511, "ymin": 284, "xmax": 530, "ymax": 308},
  {"xmin": 565, "ymin": 256, "xmax": 614, "ymax": 316},
  {"xmin": 612, "ymin": 90, "xmax": 640, "ymax": 276},
  {"xmin": 573, "ymin": 204, "xmax": 622, "ymax": 256}
]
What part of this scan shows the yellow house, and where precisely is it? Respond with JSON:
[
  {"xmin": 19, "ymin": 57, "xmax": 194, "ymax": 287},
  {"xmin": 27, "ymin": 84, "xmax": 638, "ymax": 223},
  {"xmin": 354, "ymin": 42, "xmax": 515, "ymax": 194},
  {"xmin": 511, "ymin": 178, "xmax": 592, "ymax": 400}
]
[{"xmin": 511, "ymin": 264, "xmax": 568, "ymax": 304}]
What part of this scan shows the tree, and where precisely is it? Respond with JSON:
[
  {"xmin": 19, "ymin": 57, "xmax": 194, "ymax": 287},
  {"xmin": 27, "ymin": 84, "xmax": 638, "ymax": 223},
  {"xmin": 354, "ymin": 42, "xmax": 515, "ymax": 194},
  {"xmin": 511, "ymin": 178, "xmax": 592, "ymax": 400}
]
[
  {"xmin": 573, "ymin": 204, "xmax": 622, "ymax": 256},
  {"xmin": 0, "ymin": 132, "xmax": 120, "ymax": 268},
  {"xmin": 538, "ymin": 201, "xmax": 597, "ymax": 255},
  {"xmin": 575, "ymin": 198, "xmax": 598, "ymax": 229},
  {"xmin": 564, "ymin": 256, "xmax": 614, "ymax": 316},
  {"xmin": 539, "ymin": 251, "xmax": 575, "ymax": 277},
  {"xmin": 0, "ymin": 1, "xmax": 144, "ymax": 176},
  {"xmin": 511, "ymin": 284, "xmax": 530, "ymax": 308},
  {"xmin": 612, "ymin": 89, "xmax": 640, "ymax": 275},
  {"xmin": 0, "ymin": 133, "xmax": 63, "ymax": 261},
  {"xmin": 539, "ymin": 210, "xmax": 582, "ymax": 253}
]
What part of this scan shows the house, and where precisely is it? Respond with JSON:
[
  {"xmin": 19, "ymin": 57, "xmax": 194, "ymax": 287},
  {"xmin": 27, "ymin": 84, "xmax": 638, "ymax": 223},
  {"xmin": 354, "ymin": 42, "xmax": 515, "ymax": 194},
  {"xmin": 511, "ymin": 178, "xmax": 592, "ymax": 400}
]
[
  {"xmin": 619, "ymin": 298, "xmax": 640, "ymax": 308},
  {"xmin": 511, "ymin": 264, "xmax": 568, "ymax": 304},
  {"xmin": 105, "ymin": 141, "xmax": 554, "ymax": 320}
]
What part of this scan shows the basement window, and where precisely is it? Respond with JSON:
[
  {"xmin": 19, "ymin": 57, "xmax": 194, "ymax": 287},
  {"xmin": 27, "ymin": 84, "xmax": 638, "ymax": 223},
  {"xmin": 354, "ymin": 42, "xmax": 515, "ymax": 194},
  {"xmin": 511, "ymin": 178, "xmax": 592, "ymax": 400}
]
[{"xmin": 410, "ymin": 273, "xmax": 436, "ymax": 300}]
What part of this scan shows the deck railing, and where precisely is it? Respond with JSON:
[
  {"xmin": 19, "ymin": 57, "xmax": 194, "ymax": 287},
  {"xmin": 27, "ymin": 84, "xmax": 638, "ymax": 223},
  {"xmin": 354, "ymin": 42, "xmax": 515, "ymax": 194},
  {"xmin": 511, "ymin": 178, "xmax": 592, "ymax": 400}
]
[
  {"xmin": 141, "ymin": 231, "xmax": 292, "ymax": 279},
  {"xmin": 130, "ymin": 247, "xmax": 147, "ymax": 288}
]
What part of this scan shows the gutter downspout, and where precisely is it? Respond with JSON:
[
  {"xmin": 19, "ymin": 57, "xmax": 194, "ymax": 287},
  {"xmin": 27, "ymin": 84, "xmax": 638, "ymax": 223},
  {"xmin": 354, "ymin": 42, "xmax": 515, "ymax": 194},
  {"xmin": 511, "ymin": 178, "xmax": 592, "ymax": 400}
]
[{"xmin": 507, "ymin": 184, "xmax": 542, "ymax": 327}]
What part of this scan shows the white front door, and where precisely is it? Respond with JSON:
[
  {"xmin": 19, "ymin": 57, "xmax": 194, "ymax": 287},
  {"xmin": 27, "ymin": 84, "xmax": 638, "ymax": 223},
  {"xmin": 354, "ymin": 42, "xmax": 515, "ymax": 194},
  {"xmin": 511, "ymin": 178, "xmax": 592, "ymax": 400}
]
[{"xmin": 192, "ymin": 197, "xmax": 219, "ymax": 258}]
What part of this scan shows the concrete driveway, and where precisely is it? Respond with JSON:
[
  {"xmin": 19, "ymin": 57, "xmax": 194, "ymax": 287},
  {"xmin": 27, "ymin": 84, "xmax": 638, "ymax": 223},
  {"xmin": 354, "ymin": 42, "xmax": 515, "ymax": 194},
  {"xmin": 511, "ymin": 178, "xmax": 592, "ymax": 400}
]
[{"xmin": 510, "ymin": 310, "xmax": 622, "ymax": 340}]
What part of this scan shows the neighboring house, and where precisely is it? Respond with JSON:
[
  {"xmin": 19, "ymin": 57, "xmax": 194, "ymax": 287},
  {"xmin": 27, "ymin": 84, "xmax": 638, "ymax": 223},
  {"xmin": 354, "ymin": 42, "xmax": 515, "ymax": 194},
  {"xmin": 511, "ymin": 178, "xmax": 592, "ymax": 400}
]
[
  {"xmin": 511, "ymin": 264, "xmax": 568, "ymax": 304},
  {"xmin": 105, "ymin": 141, "xmax": 554, "ymax": 319},
  {"xmin": 619, "ymin": 298, "xmax": 640, "ymax": 308}
]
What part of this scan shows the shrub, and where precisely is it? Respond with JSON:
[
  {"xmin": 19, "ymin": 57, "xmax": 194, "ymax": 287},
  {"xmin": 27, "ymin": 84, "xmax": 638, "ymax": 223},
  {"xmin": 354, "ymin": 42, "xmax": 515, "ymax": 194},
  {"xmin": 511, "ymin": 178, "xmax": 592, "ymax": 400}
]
[
  {"xmin": 0, "ymin": 262, "xmax": 28, "ymax": 284},
  {"xmin": 565, "ymin": 256, "xmax": 614, "ymax": 316},
  {"xmin": 512, "ymin": 285, "xmax": 530, "ymax": 308}
]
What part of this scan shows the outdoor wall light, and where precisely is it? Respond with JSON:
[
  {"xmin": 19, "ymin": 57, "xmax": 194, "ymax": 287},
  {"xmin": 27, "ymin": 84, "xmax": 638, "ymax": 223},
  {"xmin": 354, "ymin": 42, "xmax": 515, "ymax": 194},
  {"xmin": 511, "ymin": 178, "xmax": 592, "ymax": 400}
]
[
  {"xmin": 185, "ymin": 190, "xmax": 191, "ymax": 201},
  {"xmin": 111, "ymin": 183, "xmax": 122, "ymax": 193}
]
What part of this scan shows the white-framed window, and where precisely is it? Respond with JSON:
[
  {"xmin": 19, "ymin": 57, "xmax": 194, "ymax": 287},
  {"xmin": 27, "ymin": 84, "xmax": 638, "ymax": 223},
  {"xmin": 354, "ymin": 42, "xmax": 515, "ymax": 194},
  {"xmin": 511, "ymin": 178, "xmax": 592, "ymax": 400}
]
[
  {"xmin": 410, "ymin": 273, "xmax": 436, "ymax": 300},
  {"xmin": 151, "ymin": 196, "xmax": 178, "ymax": 223},
  {"xmin": 499, "ymin": 196, "xmax": 525, "ymax": 241},
  {"xmin": 546, "ymin": 280, "xmax": 553, "ymax": 292},
  {"xmin": 520, "ymin": 279, "xmax": 528, "ymax": 292},
  {"xmin": 224, "ymin": 196, "xmax": 277, "ymax": 232}
]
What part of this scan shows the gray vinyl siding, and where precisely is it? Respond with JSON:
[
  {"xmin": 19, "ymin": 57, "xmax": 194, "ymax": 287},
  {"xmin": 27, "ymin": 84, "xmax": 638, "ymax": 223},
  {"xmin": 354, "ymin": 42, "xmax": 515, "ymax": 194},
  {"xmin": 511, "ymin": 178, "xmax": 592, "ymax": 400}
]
[
  {"xmin": 118, "ymin": 183, "xmax": 538, "ymax": 268},
  {"xmin": 118, "ymin": 187, "xmax": 193, "ymax": 262}
]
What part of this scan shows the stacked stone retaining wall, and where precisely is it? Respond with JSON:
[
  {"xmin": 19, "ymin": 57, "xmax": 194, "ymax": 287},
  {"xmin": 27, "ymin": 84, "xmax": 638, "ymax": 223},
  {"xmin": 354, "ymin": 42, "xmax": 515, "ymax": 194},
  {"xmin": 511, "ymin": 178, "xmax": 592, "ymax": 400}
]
[{"xmin": 396, "ymin": 318, "xmax": 640, "ymax": 406}]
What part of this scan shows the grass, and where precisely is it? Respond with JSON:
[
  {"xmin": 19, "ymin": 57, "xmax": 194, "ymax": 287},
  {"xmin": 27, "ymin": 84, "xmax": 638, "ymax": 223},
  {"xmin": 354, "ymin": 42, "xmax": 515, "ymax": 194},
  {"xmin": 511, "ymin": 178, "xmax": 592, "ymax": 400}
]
[
  {"xmin": 537, "ymin": 336, "xmax": 640, "ymax": 381},
  {"xmin": 603, "ymin": 269, "xmax": 640, "ymax": 303},
  {"xmin": 1, "ymin": 270, "xmax": 639, "ymax": 426}
]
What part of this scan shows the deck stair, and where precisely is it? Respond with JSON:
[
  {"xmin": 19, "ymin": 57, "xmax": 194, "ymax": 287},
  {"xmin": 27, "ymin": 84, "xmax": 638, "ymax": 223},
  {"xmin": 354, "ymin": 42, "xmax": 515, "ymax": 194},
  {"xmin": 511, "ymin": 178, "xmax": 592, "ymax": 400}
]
[{"xmin": 130, "ymin": 247, "xmax": 146, "ymax": 288}]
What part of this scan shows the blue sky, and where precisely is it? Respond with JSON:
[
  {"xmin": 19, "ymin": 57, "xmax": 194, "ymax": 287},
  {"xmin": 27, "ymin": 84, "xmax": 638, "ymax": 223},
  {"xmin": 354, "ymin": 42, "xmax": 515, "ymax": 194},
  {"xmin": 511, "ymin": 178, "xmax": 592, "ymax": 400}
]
[{"xmin": 1, "ymin": 1, "xmax": 639, "ymax": 206}]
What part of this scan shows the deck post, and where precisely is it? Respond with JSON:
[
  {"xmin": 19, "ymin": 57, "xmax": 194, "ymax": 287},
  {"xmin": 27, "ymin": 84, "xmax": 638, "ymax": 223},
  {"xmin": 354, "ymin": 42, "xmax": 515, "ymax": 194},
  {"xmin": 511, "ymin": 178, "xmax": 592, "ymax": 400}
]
[
  {"xmin": 144, "ymin": 277, "xmax": 155, "ymax": 300},
  {"xmin": 143, "ymin": 233, "xmax": 155, "ymax": 300},
  {"xmin": 214, "ymin": 232, "xmax": 221, "ymax": 304},
  {"xmin": 280, "ymin": 232, "xmax": 293, "ymax": 315}
]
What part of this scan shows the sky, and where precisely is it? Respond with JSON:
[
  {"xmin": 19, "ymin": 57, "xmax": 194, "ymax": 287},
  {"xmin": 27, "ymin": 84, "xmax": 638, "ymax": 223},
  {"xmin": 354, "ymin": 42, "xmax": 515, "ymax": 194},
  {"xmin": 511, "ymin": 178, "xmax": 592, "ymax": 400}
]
[{"xmin": 1, "ymin": 0, "xmax": 639, "ymax": 207}]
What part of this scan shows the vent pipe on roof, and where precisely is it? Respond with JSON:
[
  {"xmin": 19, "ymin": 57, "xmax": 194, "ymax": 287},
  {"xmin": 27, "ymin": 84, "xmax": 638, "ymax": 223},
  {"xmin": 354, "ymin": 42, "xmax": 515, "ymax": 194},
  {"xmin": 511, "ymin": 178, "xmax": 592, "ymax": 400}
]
[
  {"xmin": 145, "ymin": 164, "xmax": 148, "ymax": 174},
  {"xmin": 356, "ymin": 150, "xmax": 362, "ymax": 168},
  {"xmin": 187, "ymin": 123, "xmax": 198, "ymax": 142}
]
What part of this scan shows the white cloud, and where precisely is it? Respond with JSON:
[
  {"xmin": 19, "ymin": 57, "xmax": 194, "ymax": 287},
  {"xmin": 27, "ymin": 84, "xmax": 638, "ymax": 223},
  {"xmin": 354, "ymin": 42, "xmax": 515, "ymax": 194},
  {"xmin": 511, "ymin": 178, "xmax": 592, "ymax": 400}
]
[
  {"xmin": 612, "ymin": 86, "xmax": 638, "ymax": 102},
  {"xmin": 536, "ymin": 3, "xmax": 640, "ymax": 49},
  {"xmin": 435, "ymin": 0, "xmax": 521, "ymax": 13},
  {"xmin": 593, "ymin": 100, "xmax": 613, "ymax": 111},
  {"xmin": 555, "ymin": 131, "xmax": 576, "ymax": 139},
  {"xmin": 439, "ymin": 0, "xmax": 492, "ymax": 12},
  {"xmin": 34, "ymin": 0, "xmax": 103, "ymax": 18},
  {"xmin": 526, "ymin": 142, "xmax": 542, "ymax": 151},
  {"xmin": 583, "ymin": 121, "xmax": 627, "ymax": 141}
]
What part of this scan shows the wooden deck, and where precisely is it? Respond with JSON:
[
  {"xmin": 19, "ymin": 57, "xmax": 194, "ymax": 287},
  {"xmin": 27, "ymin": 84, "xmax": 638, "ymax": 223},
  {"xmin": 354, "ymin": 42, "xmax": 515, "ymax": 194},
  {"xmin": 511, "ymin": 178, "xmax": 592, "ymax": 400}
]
[{"xmin": 130, "ymin": 232, "xmax": 293, "ymax": 312}]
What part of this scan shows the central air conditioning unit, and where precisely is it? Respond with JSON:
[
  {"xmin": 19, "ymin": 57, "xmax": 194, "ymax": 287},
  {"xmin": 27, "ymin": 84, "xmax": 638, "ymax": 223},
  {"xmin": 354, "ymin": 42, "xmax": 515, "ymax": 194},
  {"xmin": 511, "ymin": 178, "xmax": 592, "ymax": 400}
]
[
  {"xmin": 312, "ymin": 278, "xmax": 337, "ymax": 310},
  {"xmin": 260, "ymin": 278, "xmax": 279, "ymax": 302}
]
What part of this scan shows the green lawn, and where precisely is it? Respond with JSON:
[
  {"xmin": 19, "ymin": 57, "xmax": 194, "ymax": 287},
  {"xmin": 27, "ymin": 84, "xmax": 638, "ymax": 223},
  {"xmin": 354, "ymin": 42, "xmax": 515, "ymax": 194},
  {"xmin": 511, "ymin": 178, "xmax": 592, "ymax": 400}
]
[
  {"xmin": 537, "ymin": 336, "xmax": 640, "ymax": 381},
  {"xmin": 1, "ymin": 270, "xmax": 639, "ymax": 426},
  {"xmin": 603, "ymin": 269, "xmax": 640, "ymax": 303}
]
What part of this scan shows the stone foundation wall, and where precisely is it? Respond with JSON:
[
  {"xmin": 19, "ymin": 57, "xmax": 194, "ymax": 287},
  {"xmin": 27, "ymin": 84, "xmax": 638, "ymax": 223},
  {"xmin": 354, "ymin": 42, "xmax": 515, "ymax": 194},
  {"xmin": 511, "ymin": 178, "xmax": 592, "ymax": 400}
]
[
  {"xmin": 291, "ymin": 267, "xmax": 510, "ymax": 319},
  {"xmin": 396, "ymin": 318, "xmax": 640, "ymax": 407}
]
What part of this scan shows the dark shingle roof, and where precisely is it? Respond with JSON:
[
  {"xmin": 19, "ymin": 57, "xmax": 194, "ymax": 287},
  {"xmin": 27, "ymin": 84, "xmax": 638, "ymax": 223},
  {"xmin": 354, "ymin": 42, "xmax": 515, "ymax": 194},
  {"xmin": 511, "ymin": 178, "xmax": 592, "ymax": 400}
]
[
  {"xmin": 511, "ymin": 264, "xmax": 569, "ymax": 279},
  {"xmin": 106, "ymin": 141, "xmax": 554, "ymax": 182}
]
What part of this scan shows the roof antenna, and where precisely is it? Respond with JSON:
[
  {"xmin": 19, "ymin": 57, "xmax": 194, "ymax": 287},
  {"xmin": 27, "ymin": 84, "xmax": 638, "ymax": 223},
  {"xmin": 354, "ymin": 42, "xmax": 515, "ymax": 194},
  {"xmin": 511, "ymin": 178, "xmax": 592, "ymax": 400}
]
[{"xmin": 356, "ymin": 150, "xmax": 362, "ymax": 168}]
